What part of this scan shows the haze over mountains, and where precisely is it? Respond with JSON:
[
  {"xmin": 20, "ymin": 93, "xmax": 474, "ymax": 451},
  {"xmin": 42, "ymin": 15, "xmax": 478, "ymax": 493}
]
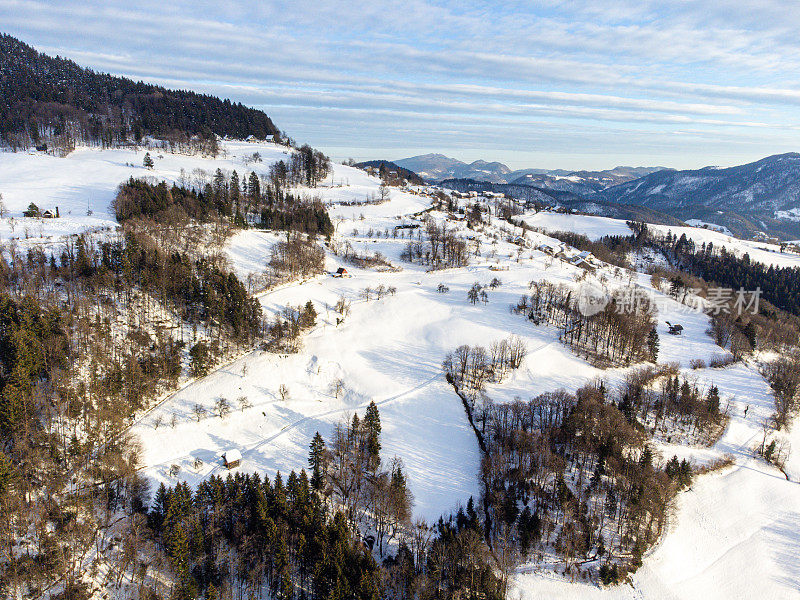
[
  {"xmin": 395, "ymin": 152, "xmax": 800, "ymax": 239},
  {"xmin": 394, "ymin": 153, "xmax": 666, "ymax": 188}
]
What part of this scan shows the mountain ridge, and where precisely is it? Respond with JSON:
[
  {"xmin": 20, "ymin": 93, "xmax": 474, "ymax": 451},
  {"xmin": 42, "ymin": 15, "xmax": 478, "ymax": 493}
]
[
  {"xmin": 394, "ymin": 152, "xmax": 667, "ymax": 192},
  {"xmin": 592, "ymin": 152, "xmax": 800, "ymax": 239},
  {"xmin": 0, "ymin": 33, "xmax": 281, "ymax": 151}
]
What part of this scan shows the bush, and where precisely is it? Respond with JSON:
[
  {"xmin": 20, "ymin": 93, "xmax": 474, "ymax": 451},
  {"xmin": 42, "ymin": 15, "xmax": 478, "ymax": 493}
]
[
  {"xmin": 708, "ymin": 354, "xmax": 735, "ymax": 368},
  {"xmin": 599, "ymin": 563, "xmax": 620, "ymax": 586}
]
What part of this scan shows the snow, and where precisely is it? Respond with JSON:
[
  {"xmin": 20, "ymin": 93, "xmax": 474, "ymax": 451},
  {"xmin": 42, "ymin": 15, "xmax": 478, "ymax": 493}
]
[
  {"xmin": 684, "ymin": 219, "xmax": 732, "ymax": 236},
  {"xmin": 514, "ymin": 359, "xmax": 800, "ymax": 600},
  {"xmin": 223, "ymin": 448, "xmax": 242, "ymax": 464},
  {"xmin": 525, "ymin": 210, "xmax": 800, "ymax": 269},
  {"xmin": 4, "ymin": 141, "xmax": 800, "ymax": 595},
  {"xmin": 522, "ymin": 212, "xmax": 634, "ymax": 240}
]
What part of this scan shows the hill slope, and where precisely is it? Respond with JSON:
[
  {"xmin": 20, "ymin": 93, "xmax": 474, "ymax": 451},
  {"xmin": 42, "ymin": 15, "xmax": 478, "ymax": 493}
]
[
  {"xmin": 354, "ymin": 160, "xmax": 425, "ymax": 185},
  {"xmin": 593, "ymin": 153, "xmax": 800, "ymax": 239},
  {"xmin": 0, "ymin": 33, "xmax": 280, "ymax": 150}
]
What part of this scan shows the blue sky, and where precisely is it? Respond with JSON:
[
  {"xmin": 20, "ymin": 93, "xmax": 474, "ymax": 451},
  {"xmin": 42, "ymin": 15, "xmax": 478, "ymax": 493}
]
[{"xmin": 2, "ymin": 0, "xmax": 799, "ymax": 169}]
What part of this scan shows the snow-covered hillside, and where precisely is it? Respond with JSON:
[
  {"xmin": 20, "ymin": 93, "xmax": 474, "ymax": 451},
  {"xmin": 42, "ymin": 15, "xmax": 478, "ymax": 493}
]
[
  {"xmin": 524, "ymin": 210, "xmax": 800, "ymax": 269},
  {"xmin": 2, "ymin": 140, "xmax": 798, "ymax": 598}
]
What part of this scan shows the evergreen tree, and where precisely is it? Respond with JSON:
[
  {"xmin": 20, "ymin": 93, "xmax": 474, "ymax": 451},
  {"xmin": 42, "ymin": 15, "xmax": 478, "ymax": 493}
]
[
  {"xmin": 143, "ymin": 152, "xmax": 154, "ymax": 169},
  {"xmin": 230, "ymin": 170, "xmax": 240, "ymax": 203},
  {"xmin": 706, "ymin": 385, "xmax": 720, "ymax": 414},
  {"xmin": 301, "ymin": 300, "xmax": 317, "ymax": 328},
  {"xmin": 248, "ymin": 171, "xmax": 261, "ymax": 200},
  {"xmin": 308, "ymin": 431, "xmax": 326, "ymax": 491},
  {"xmin": 364, "ymin": 401, "xmax": 381, "ymax": 466},
  {"xmin": 647, "ymin": 326, "xmax": 659, "ymax": 362}
]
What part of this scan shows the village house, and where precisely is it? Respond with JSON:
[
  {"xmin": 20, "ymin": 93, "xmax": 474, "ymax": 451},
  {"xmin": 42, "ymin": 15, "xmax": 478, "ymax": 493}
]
[{"xmin": 222, "ymin": 449, "xmax": 242, "ymax": 469}]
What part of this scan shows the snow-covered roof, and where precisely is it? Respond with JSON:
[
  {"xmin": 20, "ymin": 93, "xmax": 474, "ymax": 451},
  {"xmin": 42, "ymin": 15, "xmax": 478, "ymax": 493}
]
[{"xmin": 223, "ymin": 449, "xmax": 242, "ymax": 463}]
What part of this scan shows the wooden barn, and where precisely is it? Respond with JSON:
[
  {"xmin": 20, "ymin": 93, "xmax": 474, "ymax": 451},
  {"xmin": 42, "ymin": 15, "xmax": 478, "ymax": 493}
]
[{"xmin": 222, "ymin": 449, "xmax": 242, "ymax": 469}]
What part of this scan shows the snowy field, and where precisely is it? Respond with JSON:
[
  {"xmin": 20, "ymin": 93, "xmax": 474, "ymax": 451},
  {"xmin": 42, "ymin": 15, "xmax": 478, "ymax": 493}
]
[
  {"xmin": 2, "ymin": 140, "xmax": 799, "ymax": 596},
  {"xmin": 514, "ymin": 359, "xmax": 800, "ymax": 600},
  {"xmin": 524, "ymin": 210, "xmax": 800, "ymax": 269}
]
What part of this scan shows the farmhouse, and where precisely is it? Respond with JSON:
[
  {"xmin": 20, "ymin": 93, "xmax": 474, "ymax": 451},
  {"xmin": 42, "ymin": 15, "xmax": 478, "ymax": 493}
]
[{"xmin": 222, "ymin": 449, "xmax": 242, "ymax": 469}]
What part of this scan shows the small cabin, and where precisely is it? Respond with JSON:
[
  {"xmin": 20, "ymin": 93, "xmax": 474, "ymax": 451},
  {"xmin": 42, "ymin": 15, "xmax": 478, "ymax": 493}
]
[
  {"xmin": 666, "ymin": 322, "xmax": 684, "ymax": 335},
  {"xmin": 333, "ymin": 267, "xmax": 349, "ymax": 277},
  {"xmin": 222, "ymin": 449, "xmax": 242, "ymax": 469}
]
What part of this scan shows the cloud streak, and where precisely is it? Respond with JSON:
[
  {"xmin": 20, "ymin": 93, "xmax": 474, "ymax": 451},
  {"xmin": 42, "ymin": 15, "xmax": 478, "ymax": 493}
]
[{"xmin": 1, "ymin": 0, "xmax": 798, "ymax": 169}]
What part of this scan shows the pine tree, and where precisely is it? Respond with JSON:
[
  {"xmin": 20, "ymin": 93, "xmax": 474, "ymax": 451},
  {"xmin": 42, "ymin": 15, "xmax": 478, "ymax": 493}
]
[
  {"xmin": 309, "ymin": 431, "xmax": 325, "ymax": 490},
  {"xmin": 143, "ymin": 152, "xmax": 154, "ymax": 169},
  {"xmin": 301, "ymin": 300, "xmax": 317, "ymax": 328},
  {"xmin": 704, "ymin": 385, "xmax": 717, "ymax": 414},
  {"xmin": 230, "ymin": 170, "xmax": 240, "ymax": 203},
  {"xmin": 248, "ymin": 171, "xmax": 261, "ymax": 200},
  {"xmin": 647, "ymin": 326, "xmax": 659, "ymax": 362},
  {"xmin": 364, "ymin": 400, "xmax": 381, "ymax": 466}
]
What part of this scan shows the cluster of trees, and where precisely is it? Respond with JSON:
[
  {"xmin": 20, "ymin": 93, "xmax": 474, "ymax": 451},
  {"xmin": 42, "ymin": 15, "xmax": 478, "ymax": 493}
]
[
  {"xmin": 148, "ymin": 472, "xmax": 382, "ymax": 600},
  {"xmin": 72, "ymin": 232, "xmax": 262, "ymax": 342},
  {"xmin": 515, "ymin": 282, "xmax": 657, "ymax": 365},
  {"xmin": 400, "ymin": 221, "xmax": 469, "ymax": 269},
  {"xmin": 276, "ymin": 145, "xmax": 331, "ymax": 188},
  {"xmin": 114, "ymin": 175, "xmax": 333, "ymax": 237},
  {"xmin": 762, "ymin": 352, "xmax": 800, "ymax": 428},
  {"xmin": 309, "ymin": 405, "xmax": 504, "ymax": 600},
  {"xmin": 269, "ymin": 234, "xmax": 326, "ymax": 282},
  {"xmin": 443, "ymin": 336, "xmax": 528, "ymax": 398},
  {"xmin": 263, "ymin": 301, "xmax": 319, "ymax": 353},
  {"xmin": 644, "ymin": 227, "xmax": 800, "ymax": 317},
  {"xmin": 600, "ymin": 222, "xmax": 800, "ymax": 333},
  {"xmin": 617, "ymin": 366, "xmax": 726, "ymax": 444},
  {"xmin": 476, "ymin": 384, "xmax": 685, "ymax": 583},
  {"xmin": 142, "ymin": 400, "xmax": 505, "ymax": 600},
  {"xmin": 0, "ymin": 294, "xmax": 68, "ymax": 439},
  {"xmin": 0, "ymin": 34, "xmax": 280, "ymax": 151},
  {"xmin": 309, "ymin": 403, "xmax": 413, "ymax": 556},
  {"xmin": 0, "ymin": 252, "xmax": 185, "ymax": 595},
  {"xmin": 542, "ymin": 230, "xmax": 633, "ymax": 269}
]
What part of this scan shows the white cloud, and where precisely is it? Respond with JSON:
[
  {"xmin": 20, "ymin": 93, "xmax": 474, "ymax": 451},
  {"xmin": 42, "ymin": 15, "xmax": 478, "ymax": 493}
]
[{"xmin": 1, "ymin": 0, "xmax": 798, "ymax": 168}]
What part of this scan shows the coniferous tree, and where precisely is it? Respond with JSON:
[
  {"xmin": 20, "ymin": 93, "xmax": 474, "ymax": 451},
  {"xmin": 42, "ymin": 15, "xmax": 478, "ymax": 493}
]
[
  {"xmin": 308, "ymin": 431, "xmax": 326, "ymax": 491},
  {"xmin": 364, "ymin": 401, "xmax": 381, "ymax": 467},
  {"xmin": 647, "ymin": 326, "xmax": 659, "ymax": 362}
]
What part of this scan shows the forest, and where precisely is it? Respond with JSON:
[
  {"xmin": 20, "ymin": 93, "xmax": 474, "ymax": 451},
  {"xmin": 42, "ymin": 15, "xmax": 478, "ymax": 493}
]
[
  {"xmin": 0, "ymin": 34, "xmax": 280, "ymax": 151},
  {"xmin": 140, "ymin": 401, "xmax": 506, "ymax": 600},
  {"xmin": 443, "ymin": 346, "xmax": 724, "ymax": 586},
  {"xmin": 115, "ymin": 162, "xmax": 332, "ymax": 237}
]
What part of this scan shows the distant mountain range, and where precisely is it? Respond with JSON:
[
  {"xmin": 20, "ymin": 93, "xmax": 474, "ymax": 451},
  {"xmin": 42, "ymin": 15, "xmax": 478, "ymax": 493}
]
[
  {"xmin": 393, "ymin": 153, "xmax": 667, "ymax": 194},
  {"xmin": 395, "ymin": 151, "xmax": 800, "ymax": 240},
  {"xmin": 592, "ymin": 153, "xmax": 800, "ymax": 239},
  {"xmin": 394, "ymin": 153, "xmax": 512, "ymax": 183}
]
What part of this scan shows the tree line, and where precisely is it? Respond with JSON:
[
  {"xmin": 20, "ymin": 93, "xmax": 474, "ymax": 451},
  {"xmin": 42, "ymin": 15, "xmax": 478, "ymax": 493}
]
[
  {"xmin": 0, "ymin": 34, "xmax": 280, "ymax": 151},
  {"xmin": 114, "ymin": 173, "xmax": 333, "ymax": 238}
]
